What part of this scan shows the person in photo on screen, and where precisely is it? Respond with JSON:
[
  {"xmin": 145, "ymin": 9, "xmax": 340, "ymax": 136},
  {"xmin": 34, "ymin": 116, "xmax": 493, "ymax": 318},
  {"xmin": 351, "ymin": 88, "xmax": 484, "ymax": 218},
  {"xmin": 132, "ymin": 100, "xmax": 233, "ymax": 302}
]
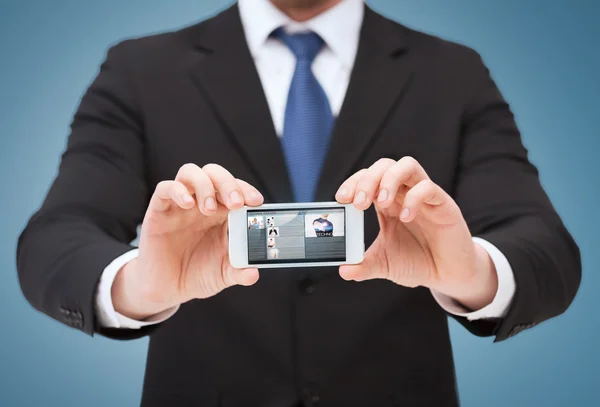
[
  {"xmin": 268, "ymin": 249, "xmax": 279, "ymax": 259},
  {"xmin": 249, "ymin": 217, "xmax": 260, "ymax": 229},
  {"xmin": 313, "ymin": 214, "xmax": 334, "ymax": 236}
]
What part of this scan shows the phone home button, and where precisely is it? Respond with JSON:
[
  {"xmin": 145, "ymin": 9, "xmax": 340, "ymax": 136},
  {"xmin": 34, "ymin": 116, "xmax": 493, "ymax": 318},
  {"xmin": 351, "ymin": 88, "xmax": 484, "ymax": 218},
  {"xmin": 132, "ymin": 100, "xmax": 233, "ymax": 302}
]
[{"xmin": 298, "ymin": 278, "xmax": 316, "ymax": 295}]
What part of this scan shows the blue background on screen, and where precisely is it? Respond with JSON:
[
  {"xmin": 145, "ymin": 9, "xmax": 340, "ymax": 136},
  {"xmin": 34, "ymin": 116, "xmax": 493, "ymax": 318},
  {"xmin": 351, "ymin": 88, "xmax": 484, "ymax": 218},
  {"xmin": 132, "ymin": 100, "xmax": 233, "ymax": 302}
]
[{"xmin": 0, "ymin": 1, "xmax": 598, "ymax": 406}]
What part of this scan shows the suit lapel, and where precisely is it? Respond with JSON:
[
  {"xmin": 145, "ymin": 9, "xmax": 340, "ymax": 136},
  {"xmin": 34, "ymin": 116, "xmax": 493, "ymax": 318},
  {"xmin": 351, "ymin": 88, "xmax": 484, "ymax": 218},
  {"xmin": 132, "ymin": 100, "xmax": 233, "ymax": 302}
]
[
  {"xmin": 186, "ymin": 5, "xmax": 414, "ymax": 203},
  {"xmin": 187, "ymin": 5, "xmax": 293, "ymax": 203},
  {"xmin": 315, "ymin": 7, "xmax": 415, "ymax": 201}
]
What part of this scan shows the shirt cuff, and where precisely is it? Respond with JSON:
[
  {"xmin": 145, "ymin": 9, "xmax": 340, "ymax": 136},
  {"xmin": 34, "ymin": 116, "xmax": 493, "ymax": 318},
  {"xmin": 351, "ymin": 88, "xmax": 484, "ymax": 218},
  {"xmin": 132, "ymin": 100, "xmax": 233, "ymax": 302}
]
[
  {"xmin": 95, "ymin": 249, "xmax": 179, "ymax": 329},
  {"xmin": 431, "ymin": 237, "xmax": 516, "ymax": 321}
]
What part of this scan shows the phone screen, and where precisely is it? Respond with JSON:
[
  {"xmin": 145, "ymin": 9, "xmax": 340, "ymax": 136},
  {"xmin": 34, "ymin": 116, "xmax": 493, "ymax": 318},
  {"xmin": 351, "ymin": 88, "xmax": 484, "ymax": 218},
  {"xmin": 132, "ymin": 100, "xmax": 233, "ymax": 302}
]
[{"xmin": 246, "ymin": 207, "xmax": 346, "ymax": 264}]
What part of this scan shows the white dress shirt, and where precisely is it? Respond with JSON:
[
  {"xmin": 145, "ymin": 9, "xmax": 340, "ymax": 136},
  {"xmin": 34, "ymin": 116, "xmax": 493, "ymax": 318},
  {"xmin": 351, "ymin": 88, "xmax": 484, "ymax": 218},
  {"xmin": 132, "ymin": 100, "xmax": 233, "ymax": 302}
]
[{"xmin": 95, "ymin": 0, "xmax": 516, "ymax": 329}]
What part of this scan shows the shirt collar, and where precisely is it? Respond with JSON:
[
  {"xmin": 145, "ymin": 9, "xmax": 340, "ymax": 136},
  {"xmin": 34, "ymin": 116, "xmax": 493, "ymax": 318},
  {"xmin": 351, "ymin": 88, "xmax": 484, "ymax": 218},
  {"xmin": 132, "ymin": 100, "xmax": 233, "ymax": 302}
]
[{"xmin": 238, "ymin": 0, "xmax": 364, "ymax": 69}]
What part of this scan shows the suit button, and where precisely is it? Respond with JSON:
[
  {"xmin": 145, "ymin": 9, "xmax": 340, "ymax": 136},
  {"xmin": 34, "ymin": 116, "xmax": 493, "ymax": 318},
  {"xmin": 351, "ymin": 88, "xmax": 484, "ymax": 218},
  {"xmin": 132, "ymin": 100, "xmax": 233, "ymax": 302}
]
[{"xmin": 298, "ymin": 278, "xmax": 316, "ymax": 294}]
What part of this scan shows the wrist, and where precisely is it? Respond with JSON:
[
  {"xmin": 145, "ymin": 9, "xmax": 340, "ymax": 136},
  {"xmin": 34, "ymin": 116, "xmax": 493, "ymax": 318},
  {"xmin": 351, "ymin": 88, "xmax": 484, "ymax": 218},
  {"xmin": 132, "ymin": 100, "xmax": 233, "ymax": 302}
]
[
  {"xmin": 431, "ymin": 242, "xmax": 498, "ymax": 311},
  {"xmin": 111, "ymin": 258, "xmax": 175, "ymax": 321}
]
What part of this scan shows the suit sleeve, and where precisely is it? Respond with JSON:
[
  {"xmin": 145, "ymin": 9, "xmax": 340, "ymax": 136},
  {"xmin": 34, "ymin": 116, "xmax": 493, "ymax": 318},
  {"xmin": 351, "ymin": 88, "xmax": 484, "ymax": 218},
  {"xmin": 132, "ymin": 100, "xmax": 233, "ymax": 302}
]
[
  {"xmin": 451, "ymin": 50, "xmax": 581, "ymax": 342},
  {"xmin": 16, "ymin": 41, "xmax": 157, "ymax": 339}
]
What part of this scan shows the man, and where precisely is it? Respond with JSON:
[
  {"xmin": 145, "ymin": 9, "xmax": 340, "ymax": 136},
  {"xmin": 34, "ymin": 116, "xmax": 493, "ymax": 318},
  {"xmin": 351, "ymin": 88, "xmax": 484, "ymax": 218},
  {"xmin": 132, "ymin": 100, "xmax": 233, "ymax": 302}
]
[
  {"xmin": 313, "ymin": 214, "xmax": 333, "ymax": 232},
  {"xmin": 17, "ymin": 0, "xmax": 581, "ymax": 406}
]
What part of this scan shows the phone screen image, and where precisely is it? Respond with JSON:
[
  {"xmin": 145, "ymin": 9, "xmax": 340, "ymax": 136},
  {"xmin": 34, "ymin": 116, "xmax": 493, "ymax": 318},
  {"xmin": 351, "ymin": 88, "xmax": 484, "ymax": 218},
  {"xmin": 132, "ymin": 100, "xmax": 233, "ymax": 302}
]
[{"xmin": 246, "ymin": 207, "xmax": 346, "ymax": 264}]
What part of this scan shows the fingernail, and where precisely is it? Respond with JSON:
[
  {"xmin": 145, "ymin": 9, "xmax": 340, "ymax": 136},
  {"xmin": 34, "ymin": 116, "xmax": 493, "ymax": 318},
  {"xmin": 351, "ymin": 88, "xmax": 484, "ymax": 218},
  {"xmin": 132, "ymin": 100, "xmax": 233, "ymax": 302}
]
[
  {"xmin": 355, "ymin": 191, "xmax": 367, "ymax": 205},
  {"xmin": 400, "ymin": 207, "xmax": 411, "ymax": 220},
  {"xmin": 182, "ymin": 194, "xmax": 194, "ymax": 204},
  {"xmin": 205, "ymin": 197, "xmax": 216, "ymax": 211},
  {"xmin": 377, "ymin": 189, "xmax": 388, "ymax": 202},
  {"xmin": 337, "ymin": 187, "xmax": 349, "ymax": 197},
  {"xmin": 230, "ymin": 191, "xmax": 242, "ymax": 205}
]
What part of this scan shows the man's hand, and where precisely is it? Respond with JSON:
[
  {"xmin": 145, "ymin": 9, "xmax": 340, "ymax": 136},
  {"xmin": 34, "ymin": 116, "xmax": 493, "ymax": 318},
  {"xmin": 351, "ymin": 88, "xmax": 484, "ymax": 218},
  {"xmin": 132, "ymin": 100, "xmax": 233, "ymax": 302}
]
[
  {"xmin": 111, "ymin": 164, "xmax": 263, "ymax": 320},
  {"xmin": 335, "ymin": 157, "xmax": 498, "ymax": 311}
]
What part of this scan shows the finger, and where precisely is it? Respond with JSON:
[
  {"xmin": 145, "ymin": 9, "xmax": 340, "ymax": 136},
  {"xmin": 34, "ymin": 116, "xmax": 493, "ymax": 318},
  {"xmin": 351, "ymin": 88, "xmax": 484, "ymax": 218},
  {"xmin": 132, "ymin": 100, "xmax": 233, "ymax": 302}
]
[
  {"xmin": 400, "ymin": 179, "xmax": 455, "ymax": 223},
  {"xmin": 223, "ymin": 263, "xmax": 260, "ymax": 287},
  {"xmin": 377, "ymin": 156, "xmax": 430, "ymax": 208},
  {"xmin": 353, "ymin": 158, "xmax": 396, "ymax": 210},
  {"xmin": 175, "ymin": 163, "xmax": 217, "ymax": 216},
  {"xmin": 335, "ymin": 169, "xmax": 367, "ymax": 204},
  {"xmin": 149, "ymin": 180, "xmax": 195, "ymax": 213},
  {"xmin": 202, "ymin": 164, "xmax": 244, "ymax": 210},
  {"xmin": 339, "ymin": 249, "xmax": 387, "ymax": 282},
  {"xmin": 236, "ymin": 179, "xmax": 264, "ymax": 207}
]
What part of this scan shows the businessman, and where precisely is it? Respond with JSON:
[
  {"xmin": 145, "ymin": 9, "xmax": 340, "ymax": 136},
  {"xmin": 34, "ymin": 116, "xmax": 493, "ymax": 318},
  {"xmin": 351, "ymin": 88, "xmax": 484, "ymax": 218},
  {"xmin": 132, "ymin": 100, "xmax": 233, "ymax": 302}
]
[
  {"xmin": 17, "ymin": 0, "xmax": 581, "ymax": 406},
  {"xmin": 313, "ymin": 215, "xmax": 333, "ymax": 232}
]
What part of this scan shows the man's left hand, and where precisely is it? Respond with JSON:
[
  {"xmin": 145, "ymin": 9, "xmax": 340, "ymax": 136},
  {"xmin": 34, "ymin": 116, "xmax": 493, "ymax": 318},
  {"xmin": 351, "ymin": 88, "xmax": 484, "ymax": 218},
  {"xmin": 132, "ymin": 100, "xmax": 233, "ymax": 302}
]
[{"xmin": 335, "ymin": 157, "xmax": 498, "ymax": 311}]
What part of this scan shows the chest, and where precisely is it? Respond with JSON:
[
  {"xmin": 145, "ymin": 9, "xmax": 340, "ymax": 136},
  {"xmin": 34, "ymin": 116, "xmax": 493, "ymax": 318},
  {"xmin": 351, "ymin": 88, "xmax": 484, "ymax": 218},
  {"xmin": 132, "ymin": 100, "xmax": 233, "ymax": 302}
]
[{"xmin": 141, "ymin": 81, "xmax": 462, "ymax": 192}]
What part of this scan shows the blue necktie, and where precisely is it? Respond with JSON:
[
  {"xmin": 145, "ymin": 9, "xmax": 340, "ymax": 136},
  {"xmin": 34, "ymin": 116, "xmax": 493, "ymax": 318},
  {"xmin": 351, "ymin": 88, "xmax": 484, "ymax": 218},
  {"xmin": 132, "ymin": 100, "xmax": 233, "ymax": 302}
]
[{"xmin": 273, "ymin": 29, "xmax": 334, "ymax": 202}]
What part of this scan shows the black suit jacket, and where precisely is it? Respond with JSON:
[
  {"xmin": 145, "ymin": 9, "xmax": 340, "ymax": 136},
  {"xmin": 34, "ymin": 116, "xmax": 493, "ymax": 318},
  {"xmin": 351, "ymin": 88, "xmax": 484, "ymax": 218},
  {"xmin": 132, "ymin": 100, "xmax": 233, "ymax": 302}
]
[{"xmin": 17, "ymin": 5, "xmax": 581, "ymax": 407}]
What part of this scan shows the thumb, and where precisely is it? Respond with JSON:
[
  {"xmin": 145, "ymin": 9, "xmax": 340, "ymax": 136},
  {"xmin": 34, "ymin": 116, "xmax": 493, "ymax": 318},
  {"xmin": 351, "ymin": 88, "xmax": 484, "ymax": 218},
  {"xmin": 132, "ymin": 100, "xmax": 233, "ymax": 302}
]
[
  {"xmin": 222, "ymin": 262, "xmax": 260, "ymax": 287},
  {"xmin": 339, "ymin": 248, "xmax": 387, "ymax": 282}
]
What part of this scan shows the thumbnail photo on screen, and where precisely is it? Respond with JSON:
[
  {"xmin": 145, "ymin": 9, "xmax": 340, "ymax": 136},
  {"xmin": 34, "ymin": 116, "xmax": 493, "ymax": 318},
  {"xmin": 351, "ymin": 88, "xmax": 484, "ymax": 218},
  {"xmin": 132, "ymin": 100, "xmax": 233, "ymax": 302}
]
[
  {"xmin": 248, "ymin": 216, "xmax": 265, "ymax": 230},
  {"xmin": 304, "ymin": 212, "xmax": 345, "ymax": 238}
]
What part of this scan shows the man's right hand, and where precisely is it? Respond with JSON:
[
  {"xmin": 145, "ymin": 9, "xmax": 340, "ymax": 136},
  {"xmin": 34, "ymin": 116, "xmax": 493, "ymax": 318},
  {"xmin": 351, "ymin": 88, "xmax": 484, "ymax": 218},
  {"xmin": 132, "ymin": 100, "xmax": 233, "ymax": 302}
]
[{"xmin": 111, "ymin": 164, "xmax": 263, "ymax": 321}]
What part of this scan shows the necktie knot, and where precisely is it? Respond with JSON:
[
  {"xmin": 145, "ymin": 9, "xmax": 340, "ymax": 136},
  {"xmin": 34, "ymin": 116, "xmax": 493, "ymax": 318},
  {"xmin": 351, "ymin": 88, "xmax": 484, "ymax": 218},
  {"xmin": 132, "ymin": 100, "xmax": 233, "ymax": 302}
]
[{"xmin": 272, "ymin": 28, "xmax": 324, "ymax": 62}]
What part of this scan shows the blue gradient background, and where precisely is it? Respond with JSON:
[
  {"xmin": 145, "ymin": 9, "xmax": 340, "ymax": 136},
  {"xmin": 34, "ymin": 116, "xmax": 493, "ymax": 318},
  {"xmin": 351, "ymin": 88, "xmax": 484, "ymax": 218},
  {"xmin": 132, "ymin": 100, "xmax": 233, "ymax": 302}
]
[{"xmin": 1, "ymin": 1, "xmax": 598, "ymax": 406}]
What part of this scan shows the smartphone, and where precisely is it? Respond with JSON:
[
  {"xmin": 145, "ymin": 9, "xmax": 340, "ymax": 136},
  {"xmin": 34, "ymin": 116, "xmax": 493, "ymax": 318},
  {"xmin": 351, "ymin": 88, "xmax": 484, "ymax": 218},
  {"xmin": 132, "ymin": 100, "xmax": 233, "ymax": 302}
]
[{"xmin": 228, "ymin": 202, "xmax": 364, "ymax": 269}]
